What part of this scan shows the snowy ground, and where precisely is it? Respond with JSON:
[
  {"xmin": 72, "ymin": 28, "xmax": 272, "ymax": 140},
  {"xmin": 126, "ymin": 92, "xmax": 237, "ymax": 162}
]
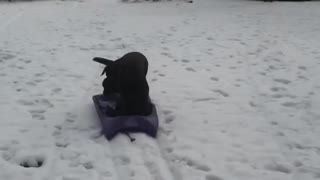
[{"xmin": 1, "ymin": 0, "xmax": 320, "ymax": 179}]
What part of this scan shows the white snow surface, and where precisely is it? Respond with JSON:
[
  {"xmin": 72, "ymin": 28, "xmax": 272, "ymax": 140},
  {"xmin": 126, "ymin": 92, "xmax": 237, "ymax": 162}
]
[{"xmin": 1, "ymin": 0, "xmax": 320, "ymax": 179}]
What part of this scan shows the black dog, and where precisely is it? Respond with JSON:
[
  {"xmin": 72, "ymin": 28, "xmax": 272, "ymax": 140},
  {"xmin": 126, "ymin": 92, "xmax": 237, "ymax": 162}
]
[{"xmin": 93, "ymin": 52, "xmax": 152, "ymax": 116}]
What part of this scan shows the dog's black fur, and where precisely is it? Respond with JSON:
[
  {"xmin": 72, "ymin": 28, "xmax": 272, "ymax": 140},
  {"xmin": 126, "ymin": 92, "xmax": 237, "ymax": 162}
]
[{"xmin": 93, "ymin": 52, "xmax": 152, "ymax": 116}]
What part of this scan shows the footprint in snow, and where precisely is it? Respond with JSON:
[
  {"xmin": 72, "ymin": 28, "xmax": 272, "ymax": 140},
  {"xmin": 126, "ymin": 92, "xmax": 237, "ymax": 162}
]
[
  {"xmin": 164, "ymin": 115, "xmax": 175, "ymax": 124},
  {"xmin": 170, "ymin": 27, "xmax": 177, "ymax": 32},
  {"xmin": 271, "ymin": 94, "xmax": 284, "ymax": 99},
  {"xmin": 276, "ymin": 132, "xmax": 285, "ymax": 137},
  {"xmin": 65, "ymin": 112, "xmax": 77, "ymax": 123},
  {"xmin": 25, "ymin": 81, "xmax": 37, "ymax": 86},
  {"xmin": 34, "ymin": 72, "xmax": 45, "ymax": 77},
  {"xmin": 270, "ymin": 87, "xmax": 287, "ymax": 92},
  {"xmin": 270, "ymin": 121, "xmax": 278, "ymax": 125},
  {"xmin": 31, "ymin": 113, "xmax": 46, "ymax": 120},
  {"xmin": 110, "ymin": 37, "xmax": 122, "ymax": 42},
  {"xmin": 193, "ymin": 98, "xmax": 216, "ymax": 102},
  {"xmin": 273, "ymin": 78, "xmax": 291, "ymax": 85},
  {"xmin": 207, "ymin": 37, "xmax": 214, "ymax": 41},
  {"xmin": 19, "ymin": 129, "xmax": 29, "ymax": 133},
  {"xmin": 37, "ymin": 98, "xmax": 54, "ymax": 108},
  {"xmin": 17, "ymin": 99, "xmax": 35, "ymax": 106},
  {"xmin": 55, "ymin": 140, "xmax": 69, "ymax": 148},
  {"xmin": 308, "ymin": 91, "xmax": 315, "ymax": 95},
  {"xmin": 264, "ymin": 163, "xmax": 291, "ymax": 174},
  {"xmin": 52, "ymin": 88, "xmax": 62, "ymax": 93},
  {"xmin": 181, "ymin": 157, "xmax": 211, "ymax": 172},
  {"xmin": 206, "ymin": 174, "xmax": 224, "ymax": 180},
  {"xmin": 185, "ymin": 67, "xmax": 196, "ymax": 72},
  {"xmin": 206, "ymin": 51, "xmax": 213, "ymax": 55},
  {"xmin": 162, "ymin": 110, "xmax": 175, "ymax": 124},
  {"xmin": 2, "ymin": 147, "xmax": 45, "ymax": 168},
  {"xmin": 52, "ymin": 125, "xmax": 63, "ymax": 136},
  {"xmin": 29, "ymin": 109, "xmax": 46, "ymax": 117},
  {"xmin": 293, "ymin": 160, "xmax": 303, "ymax": 167},
  {"xmin": 281, "ymin": 102, "xmax": 298, "ymax": 108},
  {"xmin": 19, "ymin": 156, "xmax": 45, "ymax": 168},
  {"xmin": 161, "ymin": 52, "xmax": 174, "ymax": 58},
  {"xmin": 158, "ymin": 127, "xmax": 172, "ymax": 136},
  {"xmin": 181, "ymin": 59, "xmax": 190, "ymax": 63},
  {"xmin": 298, "ymin": 75, "xmax": 308, "ymax": 80},
  {"xmin": 0, "ymin": 53, "xmax": 16, "ymax": 61},
  {"xmin": 66, "ymin": 112, "xmax": 77, "ymax": 119},
  {"xmin": 259, "ymin": 72, "xmax": 266, "ymax": 76},
  {"xmin": 249, "ymin": 101, "xmax": 257, "ymax": 107},
  {"xmin": 82, "ymin": 161, "xmax": 94, "ymax": 170},
  {"xmin": 298, "ymin": 66, "xmax": 307, "ymax": 71},
  {"xmin": 117, "ymin": 156, "xmax": 131, "ymax": 165},
  {"xmin": 162, "ymin": 47, "xmax": 169, "ymax": 51},
  {"xmin": 162, "ymin": 109, "xmax": 173, "ymax": 115},
  {"xmin": 212, "ymin": 89, "xmax": 229, "ymax": 97}
]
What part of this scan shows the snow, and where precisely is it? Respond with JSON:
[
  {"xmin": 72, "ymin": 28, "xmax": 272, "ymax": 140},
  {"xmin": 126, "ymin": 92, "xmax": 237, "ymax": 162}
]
[{"xmin": 0, "ymin": 0, "xmax": 320, "ymax": 179}]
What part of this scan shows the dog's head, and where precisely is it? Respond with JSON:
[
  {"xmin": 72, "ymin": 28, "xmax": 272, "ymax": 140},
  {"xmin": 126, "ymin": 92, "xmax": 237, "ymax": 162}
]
[{"xmin": 93, "ymin": 57, "xmax": 117, "ymax": 76}]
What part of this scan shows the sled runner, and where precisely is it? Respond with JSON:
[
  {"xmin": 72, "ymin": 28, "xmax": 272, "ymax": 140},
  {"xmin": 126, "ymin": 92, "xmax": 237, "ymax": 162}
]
[{"xmin": 92, "ymin": 94, "xmax": 158, "ymax": 141}]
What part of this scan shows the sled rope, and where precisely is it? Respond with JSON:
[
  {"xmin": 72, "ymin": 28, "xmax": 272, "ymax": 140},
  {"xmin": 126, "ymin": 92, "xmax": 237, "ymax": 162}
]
[{"xmin": 125, "ymin": 132, "xmax": 136, "ymax": 142}]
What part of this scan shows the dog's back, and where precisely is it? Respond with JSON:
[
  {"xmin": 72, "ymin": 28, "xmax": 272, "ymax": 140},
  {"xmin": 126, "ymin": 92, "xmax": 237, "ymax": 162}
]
[{"xmin": 116, "ymin": 52, "xmax": 152, "ymax": 116}]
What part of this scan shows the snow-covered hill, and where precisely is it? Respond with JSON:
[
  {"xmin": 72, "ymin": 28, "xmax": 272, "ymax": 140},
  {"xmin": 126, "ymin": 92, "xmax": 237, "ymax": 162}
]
[{"xmin": 0, "ymin": 0, "xmax": 320, "ymax": 179}]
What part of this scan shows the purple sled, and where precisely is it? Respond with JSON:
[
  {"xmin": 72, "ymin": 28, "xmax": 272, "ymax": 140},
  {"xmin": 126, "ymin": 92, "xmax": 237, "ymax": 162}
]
[{"xmin": 92, "ymin": 94, "xmax": 158, "ymax": 140}]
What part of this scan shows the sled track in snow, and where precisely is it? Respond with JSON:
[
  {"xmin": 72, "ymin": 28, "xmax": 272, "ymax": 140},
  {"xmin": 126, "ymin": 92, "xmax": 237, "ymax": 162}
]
[{"xmin": 107, "ymin": 129, "xmax": 178, "ymax": 180}]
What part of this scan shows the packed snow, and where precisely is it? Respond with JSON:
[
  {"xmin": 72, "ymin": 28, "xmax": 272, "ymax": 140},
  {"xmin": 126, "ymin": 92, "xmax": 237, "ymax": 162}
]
[{"xmin": 0, "ymin": 0, "xmax": 320, "ymax": 179}]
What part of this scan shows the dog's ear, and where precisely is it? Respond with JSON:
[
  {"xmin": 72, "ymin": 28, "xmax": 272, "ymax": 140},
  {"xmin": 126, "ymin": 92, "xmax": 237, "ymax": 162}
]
[
  {"xmin": 93, "ymin": 57, "xmax": 114, "ymax": 66},
  {"xmin": 101, "ymin": 67, "xmax": 107, "ymax": 76},
  {"xmin": 93, "ymin": 57, "xmax": 114, "ymax": 76}
]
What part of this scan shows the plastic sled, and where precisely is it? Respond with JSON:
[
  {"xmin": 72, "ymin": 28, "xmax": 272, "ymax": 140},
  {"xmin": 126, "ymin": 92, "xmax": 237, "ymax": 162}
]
[{"xmin": 92, "ymin": 94, "xmax": 158, "ymax": 140}]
